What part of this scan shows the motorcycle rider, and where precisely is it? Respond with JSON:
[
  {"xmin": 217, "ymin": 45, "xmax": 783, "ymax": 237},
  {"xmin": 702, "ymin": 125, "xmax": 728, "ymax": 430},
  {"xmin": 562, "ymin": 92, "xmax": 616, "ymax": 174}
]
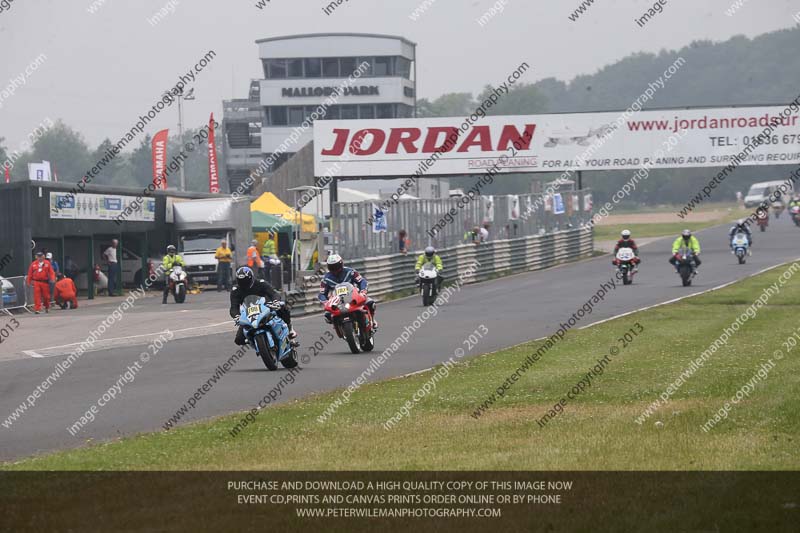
[
  {"xmin": 728, "ymin": 219, "xmax": 753, "ymax": 250},
  {"xmin": 612, "ymin": 230, "xmax": 641, "ymax": 271},
  {"xmin": 318, "ymin": 254, "xmax": 378, "ymax": 329},
  {"xmin": 788, "ymin": 194, "xmax": 800, "ymax": 214},
  {"xmin": 162, "ymin": 245, "xmax": 186, "ymax": 304},
  {"xmin": 415, "ymin": 246, "xmax": 444, "ymax": 290},
  {"xmin": 230, "ymin": 266, "xmax": 298, "ymax": 347},
  {"xmin": 669, "ymin": 229, "xmax": 701, "ymax": 274}
]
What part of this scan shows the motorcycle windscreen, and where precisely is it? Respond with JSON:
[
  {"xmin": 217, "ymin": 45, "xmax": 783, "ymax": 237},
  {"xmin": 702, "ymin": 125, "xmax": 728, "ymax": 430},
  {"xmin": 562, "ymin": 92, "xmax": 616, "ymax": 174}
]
[{"xmin": 334, "ymin": 284, "xmax": 351, "ymax": 298}]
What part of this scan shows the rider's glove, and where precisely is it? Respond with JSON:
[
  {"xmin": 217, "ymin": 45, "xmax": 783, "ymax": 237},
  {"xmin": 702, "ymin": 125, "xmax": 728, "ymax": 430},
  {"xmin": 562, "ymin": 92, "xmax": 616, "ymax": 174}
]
[{"xmin": 233, "ymin": 315, "xmax": 240, "ymax": 326}]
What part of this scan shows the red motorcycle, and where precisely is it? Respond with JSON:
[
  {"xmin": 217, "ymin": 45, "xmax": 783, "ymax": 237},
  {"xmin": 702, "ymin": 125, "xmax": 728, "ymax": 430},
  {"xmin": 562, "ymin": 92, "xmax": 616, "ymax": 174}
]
[
  {"xmin": 323, "ymin": 282, "xmax": 376, "ymax": 353},
  {"xmin": 756, "ymin": 209, "xmax": 769, "ymax": 232}
]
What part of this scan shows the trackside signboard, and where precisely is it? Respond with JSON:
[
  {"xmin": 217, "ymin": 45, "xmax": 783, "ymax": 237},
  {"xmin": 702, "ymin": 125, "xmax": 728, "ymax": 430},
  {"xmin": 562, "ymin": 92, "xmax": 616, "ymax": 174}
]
[{"xmin": 312, "ymin": 106, "xmax": 800, "ymax": 177}]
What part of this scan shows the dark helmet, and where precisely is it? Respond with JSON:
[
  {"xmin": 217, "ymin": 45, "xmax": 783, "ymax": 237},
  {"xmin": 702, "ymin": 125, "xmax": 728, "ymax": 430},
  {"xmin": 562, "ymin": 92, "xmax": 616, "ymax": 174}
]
[
  {"xmin": 235, "ymin": 266, "xmax": 255, "ymax": 288},
  {"xmin": 166, "ymin": 245, "xmax": 177, "ymax": 254},
  {"xmin": 424, "ymin": 246, "xmax": 435, "ymax": 258},
  {"xmin": 326, "ymin": 253, "xmax": 343, "ymax": 274}
]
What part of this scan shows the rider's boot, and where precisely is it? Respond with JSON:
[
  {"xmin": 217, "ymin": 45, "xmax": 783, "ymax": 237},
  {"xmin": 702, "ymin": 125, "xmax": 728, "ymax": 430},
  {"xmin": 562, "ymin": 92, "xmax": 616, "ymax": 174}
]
[{"xmin": 288, "ymin": 327, "xmax": 300, "ymax": 347}]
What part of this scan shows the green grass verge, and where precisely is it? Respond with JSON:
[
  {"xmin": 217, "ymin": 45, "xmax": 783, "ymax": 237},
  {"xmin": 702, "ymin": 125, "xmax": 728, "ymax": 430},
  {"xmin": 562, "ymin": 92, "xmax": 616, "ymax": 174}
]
[
  {"xmin": 611, "ymin": 201, "xmax": 742, "ymax": 215},
  {"xmin": 5, "ymin": 262, "xmax": 800, "ymax": 471},
  {"xmin": 593, "ymin": 215, "xmax": 747, "ymax": 242}
]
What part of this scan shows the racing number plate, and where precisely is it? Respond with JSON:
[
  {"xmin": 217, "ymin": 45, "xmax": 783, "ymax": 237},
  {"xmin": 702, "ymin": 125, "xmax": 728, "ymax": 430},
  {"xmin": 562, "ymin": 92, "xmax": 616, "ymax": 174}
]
[
  {"xmin": 335, "ymin": 286, "xmax": 349, "ymax": 296},
  {"xmin": 247, "ymin": 304, "xmax": 260, "ymax": 316}
]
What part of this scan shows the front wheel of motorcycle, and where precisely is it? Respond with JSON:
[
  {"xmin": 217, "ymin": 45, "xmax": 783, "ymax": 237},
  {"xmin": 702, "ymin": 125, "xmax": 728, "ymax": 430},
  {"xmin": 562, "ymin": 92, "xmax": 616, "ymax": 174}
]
[
  {"xmin": 622, "ymin": 269, "xmax": 631, "ymax": 285},
  {"xmin": 422, "ymin": 283, "xmax": 432, "ymax": 306},
  {"xmin": 255, "ymin": 333, "xmax": 278, "ymax": 370},
  {"xmin": 280, "ymin": 348, "xmax": 299, "ymax": 369},
  {"xmin": 342, "ymin": 320, "xmax": 360, "ymax": 354},
  {"xmin": 174, "ymin": 284, "xmax": 186, "ymax": 303},
  {"xmin": 680, "ymin": 267, "xmax": 692, "ymax": 287}
]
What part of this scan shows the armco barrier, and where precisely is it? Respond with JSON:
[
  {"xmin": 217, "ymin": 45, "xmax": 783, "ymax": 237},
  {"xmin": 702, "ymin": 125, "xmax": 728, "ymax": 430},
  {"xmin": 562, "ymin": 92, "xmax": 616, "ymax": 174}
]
[{"xmin": 286, "ymin": 227, "xmax": 593, "ymax": 315}]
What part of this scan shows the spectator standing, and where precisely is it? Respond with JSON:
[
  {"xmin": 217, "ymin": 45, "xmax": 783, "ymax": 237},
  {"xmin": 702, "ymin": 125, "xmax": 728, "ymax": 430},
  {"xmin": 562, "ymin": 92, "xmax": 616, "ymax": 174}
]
[
  {"xmin": 479, "ymin": 224, "xmax": 490, "ymax": 243},
  {"xmin": 54, "ymin": 273, "xmax": 79, "ymax": 309},
  {"xmin": 247, "ymin": 239, "xmax": 265, "ymax": 279},
  {"xmin": 27, "ymin": 251, "xmax": 55, "ymax": 314},
  {"xmin": 398, "ymin": 229, "xmax": 410, "ymax": 255},
  {"xmin": 104, "ymin": 239, "xmax": 119, "ymax": 296},
  {"xmin": 45, "ymin": 252, "xmax": 59, "ymax": 302},
  {"xmin": 261, "ymin": 232, "xmax": 277, "ymax": 280},
  {"xmin": 46, "ymin": 252, "xmax": 60, "ymax": 276},
  {"xmin": 215, "ymin": 240, "xmax": 233, "ymax": 292}
]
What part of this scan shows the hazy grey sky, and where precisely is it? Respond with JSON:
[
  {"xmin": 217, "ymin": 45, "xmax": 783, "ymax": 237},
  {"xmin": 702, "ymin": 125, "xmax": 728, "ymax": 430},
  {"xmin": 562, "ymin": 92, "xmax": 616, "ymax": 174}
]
[{"xmin": 0, "ymin": 0, "xmax": 795, "ymax": 149}]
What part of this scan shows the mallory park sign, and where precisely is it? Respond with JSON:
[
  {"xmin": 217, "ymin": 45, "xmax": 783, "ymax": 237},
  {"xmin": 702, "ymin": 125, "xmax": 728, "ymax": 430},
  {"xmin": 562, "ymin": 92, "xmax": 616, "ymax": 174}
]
[{"xmin": 282, "ymin": 86, "xmax": 379, "ymax": 98}]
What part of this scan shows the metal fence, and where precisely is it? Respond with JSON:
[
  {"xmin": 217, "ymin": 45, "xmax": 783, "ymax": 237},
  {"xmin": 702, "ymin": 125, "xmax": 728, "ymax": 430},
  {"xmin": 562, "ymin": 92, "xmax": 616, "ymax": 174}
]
[
  {"xmin": 330, "ymin": 190, "xmax": 592, "ymax": 259},
  {"xmin": 286, "ymin": 226, "xmax": 593, "ymax": 316},
  {"xmin": 0, "ymin": 276, "xmax": 29, "ymax": 315}
]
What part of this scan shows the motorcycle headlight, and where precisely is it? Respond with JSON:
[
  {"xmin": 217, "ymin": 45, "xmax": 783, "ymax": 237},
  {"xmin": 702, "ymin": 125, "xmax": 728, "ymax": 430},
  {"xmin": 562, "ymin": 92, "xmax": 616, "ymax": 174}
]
[{"xmin": 345, "ymin": 303, "xmax": 351, "ymax": 311}]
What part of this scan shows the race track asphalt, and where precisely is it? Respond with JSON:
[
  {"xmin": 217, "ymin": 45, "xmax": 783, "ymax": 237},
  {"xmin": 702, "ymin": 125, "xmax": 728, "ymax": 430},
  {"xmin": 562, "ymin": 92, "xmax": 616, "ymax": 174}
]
[{"xmin": 2, "ymin": 219, "xmax": 798, "ymax": 461}]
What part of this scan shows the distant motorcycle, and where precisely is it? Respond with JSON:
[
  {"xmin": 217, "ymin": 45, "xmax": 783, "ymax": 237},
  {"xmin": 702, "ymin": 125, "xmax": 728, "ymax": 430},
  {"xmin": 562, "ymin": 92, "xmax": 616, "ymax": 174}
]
[
  {"xmin": 772, "ymin": 201, "xmax": 785, "ymax": 219},
  {"xmin": 168, "ymin": 265, "xmax": 188, "ymax": 303},
  {"xmin": 238, "ymin": 297, "xmax": 298, "ymax": 370},
  {"xmin": 730, "ymin": 233, "xmax": 749, "ymax": 265},
  {"xmin": 756, "ymin": 210, "xmax": 769, "ymax": 232},
  {"xmin": 675, "ymin": 251, "xmax": 697, "ymax": 287},
  {"xmin": 614, "ymin": 248, "xmax": 638, "ymax": 285},
  {"xmin": 791, "ymin": 205, "xmax": 800, "ymax": 227},
  {"xmin": 323, "ymin": 282, "xmax": 376, "ymax": 354},
  {"xmin": 418, "ymin": 262, "xmax": 440, "ymax": 305}
]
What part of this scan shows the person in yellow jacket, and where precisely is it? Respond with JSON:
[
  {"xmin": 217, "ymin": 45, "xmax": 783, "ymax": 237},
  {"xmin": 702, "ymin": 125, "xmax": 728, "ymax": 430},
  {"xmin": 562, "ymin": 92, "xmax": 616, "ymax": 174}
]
[
  {"xmin": 162, "ymin": 245, "xmax": 186, "ymax": 303},
  {"xmin": 261, "ymin": 232, "xmax": 277, "ymax": 281},
  {"xmin": 415, "ymin": 246, "xmax": 444, "ymax": 290},
  {"xmin": 215, "ymin": 240, "xmax": 233, "ymax": 292},
  {"xmin": 669, "ymin": 229, "xmax": 701, "ymax": 274},
  {"xmin": 261, "ymin": 232, "xmax": 277, "ymax": 258}
]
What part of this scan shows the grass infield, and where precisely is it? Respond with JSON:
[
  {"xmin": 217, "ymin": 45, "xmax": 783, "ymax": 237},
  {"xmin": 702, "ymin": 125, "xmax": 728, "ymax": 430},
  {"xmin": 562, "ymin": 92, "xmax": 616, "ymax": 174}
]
[{"xmin": 4, "ymin": 262, "xmax": 799, "ymax": 471}]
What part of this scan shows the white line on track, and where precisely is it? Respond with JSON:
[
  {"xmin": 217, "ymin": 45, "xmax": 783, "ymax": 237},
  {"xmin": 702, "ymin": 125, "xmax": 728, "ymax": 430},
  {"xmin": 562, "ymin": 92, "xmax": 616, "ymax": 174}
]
[
  {"xmin": 577, "ymin": 260, "xmax": 797, "ymax": 330},
  {"xmin": 391, "ymin": 259, "xmax": 799, "ymax": 380},
  {"xmin": 18, "ymin": 321, "xmax": 232, "ymax": 359}
]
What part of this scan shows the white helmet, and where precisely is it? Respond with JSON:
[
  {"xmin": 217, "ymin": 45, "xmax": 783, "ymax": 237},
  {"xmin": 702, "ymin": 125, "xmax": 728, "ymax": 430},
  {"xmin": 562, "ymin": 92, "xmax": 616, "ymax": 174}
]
[
  {"xmin": 620, "ymin": 230, "xmax": 631, "ymax": 240},
  {"xmin": 326, "ymin": 253, "xmax": 343, "ymax": 274},
  {"xmin": 424, "ymin": 246, "xmax": 435, "ymax": 258},
  {"xmin": 681, "ymin": 229, "xmax": 691, "ymax": 238}
]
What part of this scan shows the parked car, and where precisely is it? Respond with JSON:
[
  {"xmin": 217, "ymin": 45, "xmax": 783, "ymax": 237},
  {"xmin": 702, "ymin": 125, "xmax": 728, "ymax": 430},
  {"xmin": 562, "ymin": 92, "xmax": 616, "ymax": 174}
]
[
  {"xmin": 98, "ymin": 245, "xmax": 161, "ymax": 288},
  {"xmin": 1, "ymin": 276, "xmax": 18, "ymax": 307}
]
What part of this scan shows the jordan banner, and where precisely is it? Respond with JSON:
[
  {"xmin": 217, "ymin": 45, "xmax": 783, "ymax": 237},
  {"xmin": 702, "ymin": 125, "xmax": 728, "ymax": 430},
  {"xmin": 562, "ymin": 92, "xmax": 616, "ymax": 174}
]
[{"xmin": 314, "ymin": 105, "xmax": 800, "ymax": 176}]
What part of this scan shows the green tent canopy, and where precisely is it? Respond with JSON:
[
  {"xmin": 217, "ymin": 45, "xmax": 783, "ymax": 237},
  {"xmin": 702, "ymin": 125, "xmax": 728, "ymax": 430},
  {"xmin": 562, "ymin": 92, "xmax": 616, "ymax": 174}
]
[{"xmin": 251, "ymin": 211, "xmax": 292, "ymax": 233}]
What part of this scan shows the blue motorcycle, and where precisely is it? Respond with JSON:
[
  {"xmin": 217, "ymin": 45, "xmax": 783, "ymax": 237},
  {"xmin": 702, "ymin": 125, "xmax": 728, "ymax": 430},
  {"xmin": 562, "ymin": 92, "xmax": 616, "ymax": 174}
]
[
  {"xmin": 238, "ymin": 297, "xmax": 298, "ymax": 370},
  {"xmin": 730, "ymin": 232, "xmax": 750, "ymax": 265}
]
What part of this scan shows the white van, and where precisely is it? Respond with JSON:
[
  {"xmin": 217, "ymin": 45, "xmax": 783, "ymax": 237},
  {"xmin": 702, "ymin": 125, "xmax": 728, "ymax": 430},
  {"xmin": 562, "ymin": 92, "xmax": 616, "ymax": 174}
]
[{"xmin": 744, "ymin": 180, "xmax": 794, "ymax": 208}]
